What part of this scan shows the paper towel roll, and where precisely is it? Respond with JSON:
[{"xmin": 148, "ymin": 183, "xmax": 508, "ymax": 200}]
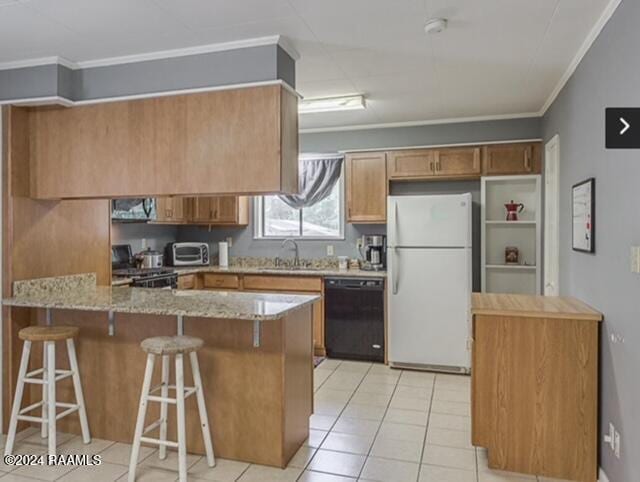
[{"xmin": 218, "ymin": 242, "xmax": 229, "ymax": 268}]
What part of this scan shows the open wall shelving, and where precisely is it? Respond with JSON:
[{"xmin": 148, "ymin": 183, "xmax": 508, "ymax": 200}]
[{"xmin": 481, "ymin": 175, "xmax": 542, "ymax": 295}]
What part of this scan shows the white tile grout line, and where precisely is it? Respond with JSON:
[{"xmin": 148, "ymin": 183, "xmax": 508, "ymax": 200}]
[
  {"xmin": 353, "ymin": 365, "xmax": 403, "ymax": 481},
  {"xmin": 415, "ymin": 374, "xmax": 437, "ymax": 482},
  {"xmin": 296, "ymin": 361, "xmax": 378, "ymax": 480}
]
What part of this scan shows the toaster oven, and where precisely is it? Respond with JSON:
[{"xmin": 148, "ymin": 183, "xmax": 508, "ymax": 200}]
[{"xmin": 165, "ymin": 242, "xmax": 209, "ymax": 266}]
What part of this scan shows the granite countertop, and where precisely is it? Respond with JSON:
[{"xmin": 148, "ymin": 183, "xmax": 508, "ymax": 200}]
[
  {"xmin": 471, "ymin": 293, "xmax": 603, "ymax": 322},
  {"xmin": 5, "ymin": 274, "xmax": 319, "ymax": 321},
  {"xmin": 173, "ymin": 265, "xmax": 387, "ymax": 278},
  {"xmin": 111, "ymin": 265, "xmax": 386, "ymax": 287}
]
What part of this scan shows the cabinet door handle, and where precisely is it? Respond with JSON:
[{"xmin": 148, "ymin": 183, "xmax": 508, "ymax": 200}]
[
  {"xmin": 429, "ymin": 161, "xmax": 434, "ymax": 172},
  {"xmin": 524, "ymin": 149, "xmax": 531, "ymax": 171}
]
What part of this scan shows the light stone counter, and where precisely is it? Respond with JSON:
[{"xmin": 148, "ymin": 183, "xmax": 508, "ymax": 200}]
[
  {"xmin": 173, "ymin": 265, "xmax": 386, "ymax": 278},
  {"xmin": 5, "ymin": 273, "xmax": 319, "ymax": 321}
]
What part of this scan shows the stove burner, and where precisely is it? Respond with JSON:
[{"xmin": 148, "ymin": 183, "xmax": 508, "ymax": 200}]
[
  {"xmin": 112, "ymin": 267, "xmax": 178, "ymax": 289},
  {"xmin": 112, "ymin": 268, "xmax": 175, "ymax": 278}
]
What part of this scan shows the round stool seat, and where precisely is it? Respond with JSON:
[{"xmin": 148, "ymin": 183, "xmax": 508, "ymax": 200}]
[
  {"xmin": 141, "ymin": 336, "xmax": 203, "ymax": 355},
  {"xmin": 19, "ymin": 326, "xmax": 79, "ymax": 342}
]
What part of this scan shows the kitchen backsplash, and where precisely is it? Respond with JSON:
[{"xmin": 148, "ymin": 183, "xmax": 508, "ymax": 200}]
[{"xmin": 177, "ymin": 221, "xmax": 385, "ymax": 260}]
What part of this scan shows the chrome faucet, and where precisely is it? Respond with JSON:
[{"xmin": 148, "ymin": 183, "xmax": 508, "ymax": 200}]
[{"xmin": 280, "ymin": 238, "xmax": 300, "ymax": 267}]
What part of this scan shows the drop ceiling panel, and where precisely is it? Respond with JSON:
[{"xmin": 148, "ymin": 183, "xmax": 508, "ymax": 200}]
[
  {"xmin": 151, "ymin": 0, "xmax": 294, "ymax": 31},
  {"xmin": 0, "ymin": 3, "xmax": 81, "ymax": 61},
  {"xmin": 0, "ymin": 0, "xmax": 617, "ymax": 130},
  {"xmin": 193, "ymin": 15, "xmax": 323, "ymax": 57}
]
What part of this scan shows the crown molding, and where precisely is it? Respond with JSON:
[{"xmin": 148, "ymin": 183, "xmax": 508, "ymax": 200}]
[
  {"xmin": 299, "ymin": 112, "xmax": 541, "ymax": 134},
  {"xmin": 0, "ymin": 55, "xmax": 75, "ymax": 71},
  {"xmin": 0, "ymin": 35, "xmax": 298, "ymax": 71},
  {"xmin": 539, "ymin": 0, "xmax": 622, "ymax": 115},
  {"xmin": 0, "ymin": 79, "xmax": 299, "ymax": 107}
]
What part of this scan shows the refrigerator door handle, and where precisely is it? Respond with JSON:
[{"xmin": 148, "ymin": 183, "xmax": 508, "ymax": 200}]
[
  {"xmin": 394, "ymin": 201, "xmax": 399, "ymax": 246},
  {"xmin": 392, "ymin": 248, "xmax": 399, "ymax": 295}
]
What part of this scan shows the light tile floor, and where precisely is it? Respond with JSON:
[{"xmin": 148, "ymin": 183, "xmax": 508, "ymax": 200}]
[{"xmin": 0, "ymin": 360, "xmax": 570, "ymax": 481}]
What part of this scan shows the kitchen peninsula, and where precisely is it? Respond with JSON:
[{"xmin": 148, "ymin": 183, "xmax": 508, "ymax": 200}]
[{"xmin": 3, "ymin": 273, "xmax": 318, "ymax": 468}]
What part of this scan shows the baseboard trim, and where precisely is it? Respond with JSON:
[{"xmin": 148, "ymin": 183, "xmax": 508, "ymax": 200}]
[{"xmin": 599, "ymin": 467, "xmax": 610, "ymax": 482}]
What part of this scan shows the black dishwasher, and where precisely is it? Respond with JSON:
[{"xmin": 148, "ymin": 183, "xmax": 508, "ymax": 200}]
[{"xmin": 324, "ymin": 277, "xmax": 385, "ymax": 362}]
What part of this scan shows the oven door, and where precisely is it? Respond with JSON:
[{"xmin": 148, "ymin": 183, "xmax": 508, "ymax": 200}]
[{"xmin": 173, "ymin": 245, "xmax": 206, "ymax": 265}]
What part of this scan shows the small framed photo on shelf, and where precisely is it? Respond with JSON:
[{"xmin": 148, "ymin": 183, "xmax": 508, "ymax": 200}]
[{"xmin": 572, "ymin": 178, "xmax": 595, "ymax": 253}]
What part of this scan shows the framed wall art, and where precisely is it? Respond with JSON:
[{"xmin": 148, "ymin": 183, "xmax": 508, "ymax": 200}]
[{"xmin": 572, "ymin": 178, "xmax": 595, "ymax": 253}]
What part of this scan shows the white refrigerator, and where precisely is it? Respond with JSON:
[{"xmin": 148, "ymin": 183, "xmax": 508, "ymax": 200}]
[{"xmin": 387, "ymin": 194, "xmax": 472, "ymax": 372}]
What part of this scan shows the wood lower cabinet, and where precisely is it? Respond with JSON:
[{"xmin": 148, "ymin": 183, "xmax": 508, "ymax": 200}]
[
  {"xmin": 177, "ymin": 274, "xmax": 196, "ymax": 289},
  {"xmin": 202, "ymin": 273, "xmax": 241, "ymax": 290},
  {"xmin": 199, "ymin": 273, "xmax": 326, "ymax": 356},
  {"xmin": 155, "ymin": 196, "xmax": 191, "ymax": 224},
  {"xmin": 346, "ymin": 152, "xmax": 387, "ymax": 224},
  {"xmin": 471, "ymin": 293, "xmax": 602, "ymax": 482},
  {"xmin": 482, "ymin": 142, "xmax": 541, "ymax": 175}
]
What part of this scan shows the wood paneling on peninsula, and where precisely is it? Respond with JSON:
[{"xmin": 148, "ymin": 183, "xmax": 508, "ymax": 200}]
[
  {"xmin": 471, "ymin": 293, "xmax": 602, "ymax": 482},
  {"xmin": 2, "ymin": 106, "xmax": 111, "ymax": 431},
  {"xmin": 27, "ymin": 84, "xmax": 298, "ymax": 199}
]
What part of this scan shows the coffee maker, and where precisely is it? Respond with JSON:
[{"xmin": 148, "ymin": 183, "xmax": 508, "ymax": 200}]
[{"xmin": 362, "ymin": 235, "xmax": 386, "ymax": 271}]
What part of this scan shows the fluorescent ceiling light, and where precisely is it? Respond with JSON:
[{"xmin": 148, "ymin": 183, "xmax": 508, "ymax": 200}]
[{"xmin": 299, "ymin": 95, "xmax": 366, "ymax": 114}]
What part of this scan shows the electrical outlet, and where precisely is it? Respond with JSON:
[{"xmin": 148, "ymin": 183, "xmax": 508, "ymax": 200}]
[
  {"xmin": 356, "ymin": 237, "xmax": 364, "ymax": 249},
  {"xmin": 141, "ymin": 238, "xmax": 147, "ymax": 250},
  {"xmin": 604, "ymin": 422, "xmax": 615, "ymax": 450},
  {"xmin": 327, "ymin": 245, "xmax": 334, "ymax": 256},
  {"xmin": 631, "ymin": 246, "xmax": 640, "ymax": 273},
  {"xmin": 226, "ymin": 237, "xmax": 233, "ymax": 248},
  {"xmin": 615, "ymin": 430, "xmax": 621, "ymax": 459},
  {"xmin": 610, "ymin": 333, "xmax": 625, "ymax": 344}
]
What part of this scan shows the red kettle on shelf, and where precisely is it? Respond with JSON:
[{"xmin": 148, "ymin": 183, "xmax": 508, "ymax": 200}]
[{"xmin": 505, "ymin": 200, "xmax": 524, "ymax": 221}]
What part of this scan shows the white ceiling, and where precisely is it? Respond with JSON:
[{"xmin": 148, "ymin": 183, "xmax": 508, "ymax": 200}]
[{"xmin": 0, "ymin": 0, "xmax": 616, "ymax": 131}]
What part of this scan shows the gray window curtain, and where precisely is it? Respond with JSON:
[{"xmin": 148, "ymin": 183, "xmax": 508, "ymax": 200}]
[{"xmin": 278, "ymin": 155, "xmax": 344, "ymax": 209}]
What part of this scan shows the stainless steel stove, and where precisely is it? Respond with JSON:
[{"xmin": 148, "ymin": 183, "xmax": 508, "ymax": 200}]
[
  {"xmin": 112, "ymin": 267, "xmax": 178, "ymax": 289},
  {"xmin": 112, "ymin": 244, "xmax": 178, "ymax": 289}
]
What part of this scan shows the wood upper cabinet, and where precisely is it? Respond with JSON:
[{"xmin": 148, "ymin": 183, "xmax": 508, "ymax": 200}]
[
  {"xmin": 482, "ymin": 142, "xmax": 541, "ymax": 175},
  {"xmin": 155, "ymin": 196, "xmax": 190, "ymax": 223},
  {"xmin": 434, "ymin": 147, "xmax": 481, "ymax": 177},
  {"xmin": 27, "ymin": 84, "xmax": 298, "ymax": 199},
  {"xmin": 387, "ymin": 149, "xmax": 435, "ymax": 179},
  {"xmin": 346, "ymin": 152, "xmax": 387, "ymax": 224},
  {"xmin": 191, "ymin": 196, "xmax": 249, "ymax": 225},
  {"xmin": 388, "ymin": 147, "xmax": 481, "ymax": 179}
]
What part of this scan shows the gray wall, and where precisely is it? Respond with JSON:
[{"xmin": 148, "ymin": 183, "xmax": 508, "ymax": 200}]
[
  {"xmin": 542, "ymin": 1, "xmax": 639, "ymax": 480},
  {"xmin": 177, "ymin": 117, "xmax": 540, "ymax": 283},
  {"xmin": 112, "ymin": 223, "xmax": 178, "ymax": 255},
  {"xmin": 0, "ymin": 45, "xmax": 295, "ymax": 102},
  {"xmin": 301, "ymin": 117, "xmax": 541, "ymax": 152}
]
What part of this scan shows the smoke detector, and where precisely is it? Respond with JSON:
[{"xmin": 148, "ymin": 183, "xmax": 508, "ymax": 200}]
[{"xmin": 424, "ymin": 18, "xmax": 447, "ymax": 35}]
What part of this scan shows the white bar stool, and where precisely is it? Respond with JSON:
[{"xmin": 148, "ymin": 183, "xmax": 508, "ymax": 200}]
[
  {"xmin": 4, "ymin": 326, "xmax": 91, "ymax": 457},
  {"xmin": 128, "ymin": 335, "xmax": 215, "ymax": 482}
]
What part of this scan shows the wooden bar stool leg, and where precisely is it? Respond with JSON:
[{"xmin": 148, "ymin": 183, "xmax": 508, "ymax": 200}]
[
  {"xmin": 46, "ymin": 341, "xmax": 57, "ymax": 456},
  {"xmin": 67, "ymin": 339, "xmax": 91, "ymax": 444},
  {"xmin": 4, "ymin": 340, "xmax": 32, "ymax": 456},
  {"xmin": 128, "ymin": 353, "xmax": 155, "ymax": 482},
  {"xmin": 158, "ymin": 355, "xmax": 169, "ymax": 460},
  {"xmin": 41, "ymin": 342, "xmax": 47, "ymax": 438},
  {"xmin": 175, "ymin": 354, "xmax": 187, "ymax": 482},
  {"xmin": 189, "ymin": 352, "xmax": 215, "ymax": 467}
]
